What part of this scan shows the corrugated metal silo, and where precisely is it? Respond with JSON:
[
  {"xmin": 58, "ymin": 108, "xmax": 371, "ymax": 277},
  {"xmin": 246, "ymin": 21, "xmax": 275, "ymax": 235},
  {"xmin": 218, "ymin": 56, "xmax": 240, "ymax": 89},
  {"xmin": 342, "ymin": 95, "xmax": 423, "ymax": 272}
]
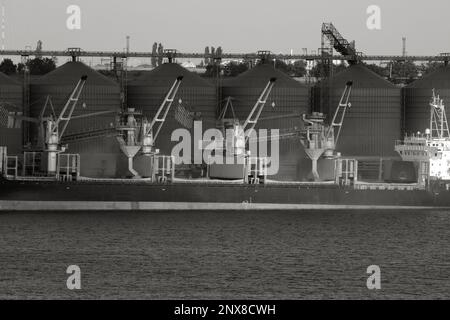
[
  {"xmin": 127, "ymin": 63, "xmax": 217, "ymax": 158},
  {"xmin": 30, "ymin": 61, "xmax": 121, "ymax": 177},
  {"xmin": 221, "ymin": 63, "xmax": 310, "ymax": 181},
  {"xmin": 0, "ymin": 72, "xmax": 23, "ymax": 154},
  {"xmin": 314, "ymin": 64, "xmax": 401, "ymax": 158},
  {"xmin": 404, "ymin": 67, "xmax": 450, "ymax": 134}
]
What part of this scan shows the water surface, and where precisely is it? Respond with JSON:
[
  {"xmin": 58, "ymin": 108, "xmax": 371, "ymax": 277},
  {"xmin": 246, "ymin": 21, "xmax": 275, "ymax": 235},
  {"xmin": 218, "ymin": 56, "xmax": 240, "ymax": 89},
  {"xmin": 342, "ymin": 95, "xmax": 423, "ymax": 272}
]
[{"xmin": 0, "ymin": 210, "xmax": 449, "ymax": 299}]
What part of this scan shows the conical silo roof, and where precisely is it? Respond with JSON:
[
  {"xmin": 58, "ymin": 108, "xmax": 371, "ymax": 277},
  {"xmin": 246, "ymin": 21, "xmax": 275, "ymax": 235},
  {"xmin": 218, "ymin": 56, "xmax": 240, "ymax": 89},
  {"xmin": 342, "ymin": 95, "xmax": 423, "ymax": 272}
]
[
  {"xmin": 403, "ymin": 66, "xmax": 450, "ymax": 135},
  {"xmin": 316, "ymin": 64, "xmax": 401, "ymax": 158},
  {"xmin": 406, "ymin": 66, "xmax": 450, "ymax": 88},
  {"xmin": 33, "ymin": 61, "xmax": 118, "ymax": 86},
  {"xmin": 0, "ymin": 71, "xmax": 21, "ymax": 86},
  {"xmin": 223, "ymin": 63, "xmax": 305, "ymax": 88},
  {"xmin": 324, "ymin": 64, "xmax": 396, "ymax": 88},
  {"xmin": 131, "ymin": 62, "xmax": 214, "ymax": 87}
]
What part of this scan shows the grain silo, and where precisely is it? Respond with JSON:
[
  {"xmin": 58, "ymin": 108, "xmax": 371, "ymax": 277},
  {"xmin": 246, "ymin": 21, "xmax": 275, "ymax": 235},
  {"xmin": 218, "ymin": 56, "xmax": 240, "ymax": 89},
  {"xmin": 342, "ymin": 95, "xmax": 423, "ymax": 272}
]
[
  {"xmin": 0, "ymin": 72, "xmax": 23, "ymax": 155},
  {"xmin": 221, "ymin": 63, "xmax": 310, "ymax": 181},
  {"xmin": 403, "ymin": 66, "xmax": 450, "ymax": 135},
  {"xmin": 314, "ymin": 64, "xmax": 401, "ymax": 158},
  {"xmin": 127, "ymin": 63, "xmax": 217, "ymax": 159},
  {"xmin": 30, "ymin": 61, "xmax": 121, "ymax": 178}
]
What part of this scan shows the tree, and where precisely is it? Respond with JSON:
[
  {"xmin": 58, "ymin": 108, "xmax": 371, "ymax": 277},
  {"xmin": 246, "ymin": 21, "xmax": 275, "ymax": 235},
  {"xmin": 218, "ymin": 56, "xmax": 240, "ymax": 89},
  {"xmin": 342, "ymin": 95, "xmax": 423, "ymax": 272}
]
[
  {"xmin": 0, "ymin": 59, "xmax": 17, "ymax": 75},
  {"xmin": 223, "ymin": 61, "xmax": 248, "ymax": 77},
  {"xmin": 17, "ymin": 63, "xmax": 25, "ymax": 73},
  {"xmin": 273, "ymin": 59, "xmax": 290, "ymax": 74},
  {"xmin": 289, "ymin": 60, "xmax": 307, "ymax": 77},
  {"xmin": 204, "ymin": 63, "xmax": 220, "ymax": 77},
  {"xmin": 310, "ymin": 61, "xmax": 331, "ymax": 78},
  {"xmin": 157, "ymin": 43, "xmax": 164, "ymax": 66},
  {"xmin": 36, "ymin": 40, "xmax": 43, "ymax": 58},
  {"xmin": 390, "ymin": 61, "xmax": 419, "ymax": 81},
  {"xmin": 310, "ymin": 61, "xmax": 348, "ymax": 78},
  {"xmin": 27, "ymin": 57, "xmax": 56, "ymax": 75},
  {"xmin": 204, "ymin": 47, "xmax": 210, "ymax": 65},
  {"xmin": 420, "ymin": 61, "xmax": 445, "ymax": 76},
  {"xmin": 216, "ymin": 46, "xmax": 223, "ymax": 58},
  {"xmin": 151, "ymin": 42, "xmax": 158, "ymax": 68}
]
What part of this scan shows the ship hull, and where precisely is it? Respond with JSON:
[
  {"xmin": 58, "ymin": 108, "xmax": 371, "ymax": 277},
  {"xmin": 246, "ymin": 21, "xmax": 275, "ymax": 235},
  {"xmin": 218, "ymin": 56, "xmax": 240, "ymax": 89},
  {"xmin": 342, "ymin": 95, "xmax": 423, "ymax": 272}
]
[{"xmin": 1, "ymin": 179, "xmax": 449, "ymax": 211}]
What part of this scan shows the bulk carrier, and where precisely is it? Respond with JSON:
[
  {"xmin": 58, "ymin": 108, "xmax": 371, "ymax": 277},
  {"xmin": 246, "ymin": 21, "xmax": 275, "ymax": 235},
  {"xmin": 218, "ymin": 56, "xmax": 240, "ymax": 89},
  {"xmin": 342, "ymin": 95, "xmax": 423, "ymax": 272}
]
[{"xmin": 1, "ymin": 67, "xmax": 450, "ymax": 211}]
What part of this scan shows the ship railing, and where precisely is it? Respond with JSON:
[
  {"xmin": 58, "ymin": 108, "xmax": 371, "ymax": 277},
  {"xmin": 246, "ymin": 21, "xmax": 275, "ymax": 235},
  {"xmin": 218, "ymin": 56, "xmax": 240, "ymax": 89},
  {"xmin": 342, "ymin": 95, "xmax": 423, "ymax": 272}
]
[
  {"xmin": 151, "ymin": 155, "xmax": 175, "ymax": 183},
  {"xmin": 395, "ymin": 145, "xmax": 429, "ymax": 151},
  {"xmin": 0, "ymin": 146, "xmax": 18, "ymax": 179},
  {"xmin": 245, "ymin": 157, "xmax": 268, "ymax": 185},
  {"xmin": 23, "ymin": 151, "xmax": 42, "ymax": 177},
  {"xmin": 335, "ymin": 158, "xmax": 358, "ymax": 187},
  {"xmin": 4, "ymin": 155, "xmax": 18, "ymax": 179},
  {"xmin": 394, "ymin": 142, "xmax": 432, "ymax": 152},
  {"xmin": 57, "ymin": 153, "xmax": 80, "ymax": 182},
  {"xmin": 395, "ymin": 139, "xmax": 428, "ymax": 146},
  {"xmin": 354, "ymin": 182, "xmax": 425, "ymax": 191},
  {"xmin": 0, "ymin": 146, "xmax": 6, "ymax": 176}
]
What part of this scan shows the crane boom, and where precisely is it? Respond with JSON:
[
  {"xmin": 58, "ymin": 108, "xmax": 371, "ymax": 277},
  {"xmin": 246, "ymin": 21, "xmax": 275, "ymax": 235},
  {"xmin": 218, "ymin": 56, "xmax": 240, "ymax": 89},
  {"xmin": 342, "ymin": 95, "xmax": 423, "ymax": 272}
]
[
  {"xmin": 146, "ymin": 76, "xmax": 183, "ymax": 141},
  {"xmin": 55, "ymin": 75, "xmax": 88, "ymax": 139},
  {"xmin": 326, "ymin": 81, "xmax": 352, "ymax": 144},
  {"xmin": 243, "ymin": 77, "xmax": 276, "ymax": 141}
]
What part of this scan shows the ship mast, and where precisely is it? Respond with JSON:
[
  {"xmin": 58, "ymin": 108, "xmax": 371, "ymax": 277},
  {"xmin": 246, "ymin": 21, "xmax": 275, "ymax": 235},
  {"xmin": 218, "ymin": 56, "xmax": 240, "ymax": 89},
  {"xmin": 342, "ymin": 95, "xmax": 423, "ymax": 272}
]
[{"xmin": 429, "ymin": 89, "xmax": 450, "ymax": 139}]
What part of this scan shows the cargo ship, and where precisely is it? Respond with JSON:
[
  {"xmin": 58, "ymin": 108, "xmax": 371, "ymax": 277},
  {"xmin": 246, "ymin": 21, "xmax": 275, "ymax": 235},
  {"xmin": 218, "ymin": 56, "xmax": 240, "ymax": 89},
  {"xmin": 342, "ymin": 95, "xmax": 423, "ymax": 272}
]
[{"xmin": 1, "ymin": 61, "xmax": 450, "ymax": 211}]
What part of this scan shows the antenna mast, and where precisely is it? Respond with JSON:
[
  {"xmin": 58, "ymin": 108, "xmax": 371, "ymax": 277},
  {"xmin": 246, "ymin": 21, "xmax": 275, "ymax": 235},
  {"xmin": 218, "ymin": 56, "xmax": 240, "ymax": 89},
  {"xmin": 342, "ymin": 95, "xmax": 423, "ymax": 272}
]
[{"xmin": 429, "ymin": 89, "xmax": 450, "ymax": 139}]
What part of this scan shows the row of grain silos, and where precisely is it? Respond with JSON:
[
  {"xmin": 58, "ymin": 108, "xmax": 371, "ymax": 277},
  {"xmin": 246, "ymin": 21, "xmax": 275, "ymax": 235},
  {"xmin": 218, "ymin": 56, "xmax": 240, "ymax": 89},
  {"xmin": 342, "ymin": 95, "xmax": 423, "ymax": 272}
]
[
  {"xmin": 2, "ymin": 60, "xmax": 449, "ymax": 180},
  {"xmin": 27, "ymin": 61, "xmax": 218, "ymax": 178}
]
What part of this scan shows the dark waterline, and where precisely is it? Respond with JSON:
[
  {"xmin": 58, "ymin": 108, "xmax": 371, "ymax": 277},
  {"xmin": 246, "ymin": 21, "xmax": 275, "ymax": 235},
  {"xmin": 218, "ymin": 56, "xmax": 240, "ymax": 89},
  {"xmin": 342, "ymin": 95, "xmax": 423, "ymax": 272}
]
[{"xmin": 0, "ymin": 210, "xmax": 449, "ymax": 299}]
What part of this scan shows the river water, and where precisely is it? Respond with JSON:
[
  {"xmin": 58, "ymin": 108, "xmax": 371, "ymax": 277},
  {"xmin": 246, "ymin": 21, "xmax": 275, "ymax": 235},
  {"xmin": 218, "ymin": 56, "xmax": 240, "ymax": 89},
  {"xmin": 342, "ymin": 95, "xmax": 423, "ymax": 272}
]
[{"xmin": 0, "ymin": 210, "xmax": 449, "ymax": 299}]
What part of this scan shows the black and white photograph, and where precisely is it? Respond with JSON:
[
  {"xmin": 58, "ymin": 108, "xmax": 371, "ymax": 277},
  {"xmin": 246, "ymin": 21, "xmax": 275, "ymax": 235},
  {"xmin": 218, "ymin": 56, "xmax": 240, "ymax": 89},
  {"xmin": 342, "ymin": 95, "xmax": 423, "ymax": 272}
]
[{"xmin": 0, "ymin": 0, "xmax": 449, "ymax": 312}]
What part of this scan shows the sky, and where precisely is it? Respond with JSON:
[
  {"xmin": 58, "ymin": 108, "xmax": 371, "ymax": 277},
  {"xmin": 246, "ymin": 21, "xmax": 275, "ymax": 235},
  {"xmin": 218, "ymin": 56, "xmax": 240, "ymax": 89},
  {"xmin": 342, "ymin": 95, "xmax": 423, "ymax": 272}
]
[{"xmin": 2, "ymin": 0, "xmax": 450, "ymax": 57}]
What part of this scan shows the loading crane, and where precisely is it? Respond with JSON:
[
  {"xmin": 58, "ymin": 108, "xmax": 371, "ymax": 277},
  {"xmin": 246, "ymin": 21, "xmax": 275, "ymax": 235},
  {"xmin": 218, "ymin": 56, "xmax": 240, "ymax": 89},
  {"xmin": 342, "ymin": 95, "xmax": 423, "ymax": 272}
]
[
  {"xmin": 2, "ymin": 75, "xmax": 120, "ymax": 178},
  {"xmin": 4, "ymin": 76, "xmax": 88, "ymax": 175},
  {"xmin": 116, "ymin": 76, "xmax": 183, "ymax": 178},
  {"xmin": 300, "ymin": 81, "xmax": 353, "ymax": 181},
  {"xmin": 207, "ymin": 78, "xmax": 277, "ymax": 157},
  {"xmin": 205, "ymin": 78, "xmax": 276, "ymax": 182}
]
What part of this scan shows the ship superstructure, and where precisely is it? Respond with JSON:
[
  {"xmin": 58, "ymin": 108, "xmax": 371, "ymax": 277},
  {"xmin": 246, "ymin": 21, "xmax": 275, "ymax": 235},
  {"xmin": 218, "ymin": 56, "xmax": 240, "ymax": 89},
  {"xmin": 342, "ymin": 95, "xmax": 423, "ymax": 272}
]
[{"xmin": 395, "ymin": 90, "xmax": 450, "ymax": 182}]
